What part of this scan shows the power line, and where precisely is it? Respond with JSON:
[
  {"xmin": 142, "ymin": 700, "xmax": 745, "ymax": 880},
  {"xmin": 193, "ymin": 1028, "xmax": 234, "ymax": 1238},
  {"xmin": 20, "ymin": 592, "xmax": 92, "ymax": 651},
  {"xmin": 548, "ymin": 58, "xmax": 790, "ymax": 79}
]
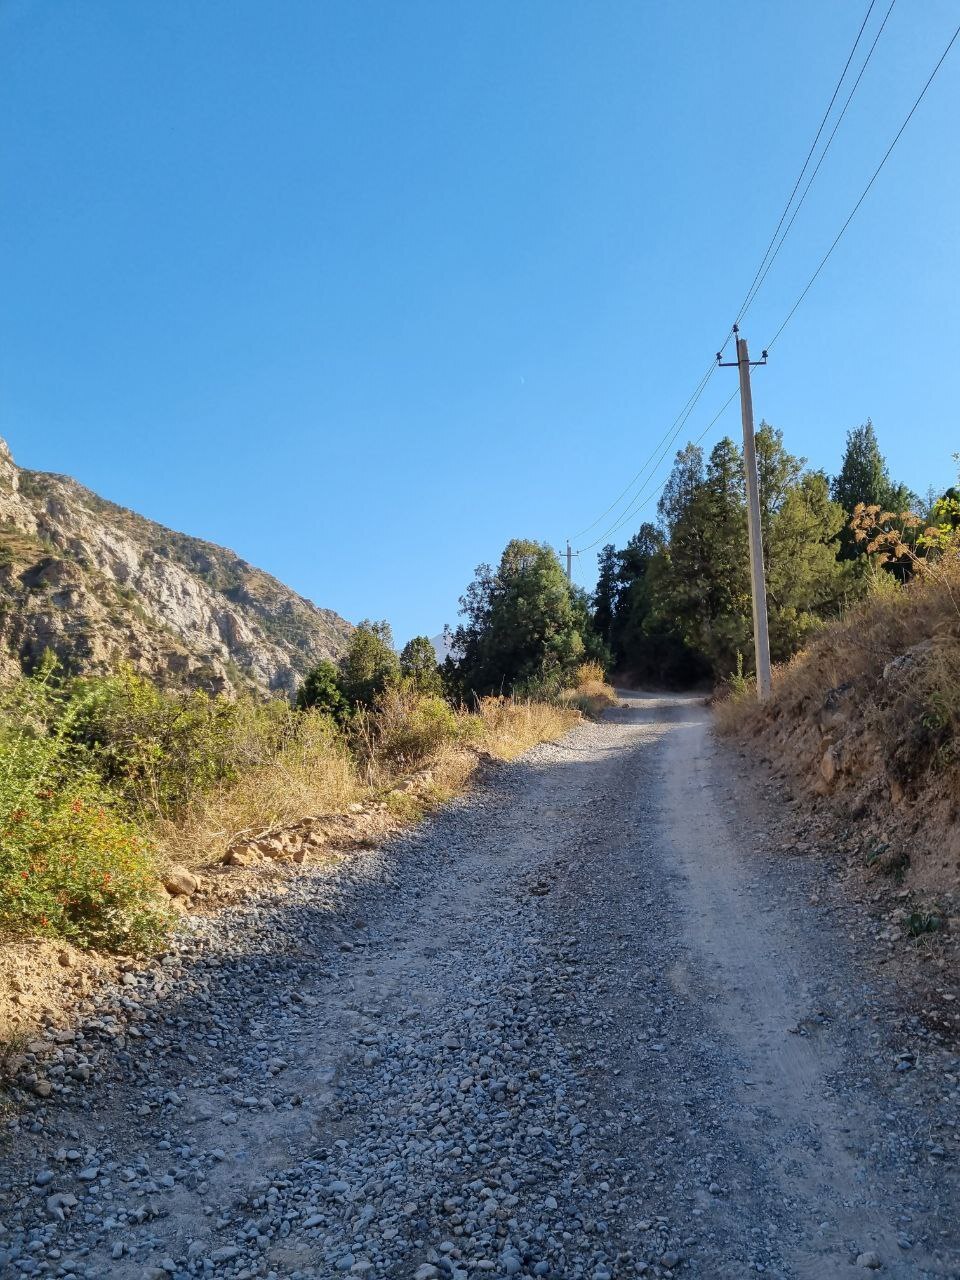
[
  {"xmin": 765, "ymin": 16, "xmax": 960, "ymax": 351},
  {"xmin": 571, "ymin": 360, "xmax": 716, "ymax": 540},
  {"xmin": 575, "ymin": 379, "xmax": 724, "ymax": 552},
  {"xmin": 732, "ymin": 0, "xmax": 879, "ymax": 328},
  {"xmin": 737, "ymin": 0, "xmax": 897, "ymax": 326},
  {"xmin": 576, "ymin": 384, "xmax": 741, "ymax": 554},
  {"xmin": 569, "ymin": 5, "xmax": 878, "ymax": 551}
]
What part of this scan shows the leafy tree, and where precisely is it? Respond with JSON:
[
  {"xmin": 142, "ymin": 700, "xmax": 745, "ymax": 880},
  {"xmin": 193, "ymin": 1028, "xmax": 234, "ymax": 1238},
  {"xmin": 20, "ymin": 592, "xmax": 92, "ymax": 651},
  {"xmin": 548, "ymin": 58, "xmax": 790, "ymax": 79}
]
[
  {"xmin": 605, "ymin": 524, "xmax": 663, "ymax": 669},
  {"xmin": 647, "ymin": 440, "xmax": 751, "ymax": 677},
  {"xmin": 399, "ymin": 635, "xmax": 443, "ymax": 694},
  {"xmin": 296, "ymin": 659, "xmax": 350, "ymax": 722},
  {"xmin": 448, "ymin": 540, "xmax": 586, "ymax": 695},
  {"xmin": 592, "ymin": 545, "xmax": 619, "ymax": 648},
  {"xmin": 339, "ymin": 620, "xmax": 400, "ymax": 708},
  {"xmin": 569, "ymin": 585, "xmax": 609, "ymax": 669},
  {"xmin": 831, "ymin": 421, "xmax": 915, "ymax": 560},
  {"xmin": 602, "ymin": 427, "xmax": 852, "ymax": 682},
  {"xmin": 765, "ymin": 470, "xmax": 850, "ymax": 659}
]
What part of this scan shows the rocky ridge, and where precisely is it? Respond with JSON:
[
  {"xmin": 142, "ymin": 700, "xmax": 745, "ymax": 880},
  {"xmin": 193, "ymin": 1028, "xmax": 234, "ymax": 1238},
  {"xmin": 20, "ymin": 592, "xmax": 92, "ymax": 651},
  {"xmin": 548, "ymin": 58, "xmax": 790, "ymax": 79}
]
[{"xmin": 0, "ymin": 437, "xmax": 352, "ymax": 696}]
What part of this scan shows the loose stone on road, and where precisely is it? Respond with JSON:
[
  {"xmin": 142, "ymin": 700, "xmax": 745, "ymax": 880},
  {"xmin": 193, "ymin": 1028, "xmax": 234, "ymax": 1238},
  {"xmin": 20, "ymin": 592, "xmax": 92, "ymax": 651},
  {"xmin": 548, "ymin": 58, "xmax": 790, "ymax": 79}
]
[{"xmin": 1, "ymin": 692, "xmax": 957, "ymax": 1278}]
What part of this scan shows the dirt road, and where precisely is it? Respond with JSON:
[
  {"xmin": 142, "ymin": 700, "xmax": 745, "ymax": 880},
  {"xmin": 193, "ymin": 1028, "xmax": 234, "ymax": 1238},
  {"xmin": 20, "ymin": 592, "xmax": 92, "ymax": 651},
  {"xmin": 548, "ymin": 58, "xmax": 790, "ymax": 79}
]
[{"xmin": 1, "ymin": 692, "xmax": 958, "ymax": 1279}]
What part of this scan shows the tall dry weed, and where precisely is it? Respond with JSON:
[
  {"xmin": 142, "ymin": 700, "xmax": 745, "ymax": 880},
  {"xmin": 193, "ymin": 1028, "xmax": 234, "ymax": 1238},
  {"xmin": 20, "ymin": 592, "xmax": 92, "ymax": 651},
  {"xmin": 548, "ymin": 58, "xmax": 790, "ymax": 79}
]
[
  {"xmin": 154, "ymin": 710, "xmax": 362, "ymax": 868},
  {"xmin": 475, "ymin": 696, "xmax": 579, "ymax": 760}
]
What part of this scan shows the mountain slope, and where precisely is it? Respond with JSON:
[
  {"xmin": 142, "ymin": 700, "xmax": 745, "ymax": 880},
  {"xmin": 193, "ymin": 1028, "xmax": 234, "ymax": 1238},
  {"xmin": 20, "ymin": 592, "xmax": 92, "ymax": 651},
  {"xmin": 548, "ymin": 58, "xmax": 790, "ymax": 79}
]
[{"xmin": 0, "ymin": 437, "xmax": 352, "ymax": 696}]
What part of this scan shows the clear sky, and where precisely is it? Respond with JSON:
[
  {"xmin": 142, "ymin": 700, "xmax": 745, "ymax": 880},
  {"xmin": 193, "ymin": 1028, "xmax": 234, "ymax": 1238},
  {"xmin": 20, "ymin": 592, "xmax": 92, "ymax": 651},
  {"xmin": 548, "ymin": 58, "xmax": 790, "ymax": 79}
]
[{"xmin": 1, "ymin": 2, "xmax": 957, "ymax": 644}]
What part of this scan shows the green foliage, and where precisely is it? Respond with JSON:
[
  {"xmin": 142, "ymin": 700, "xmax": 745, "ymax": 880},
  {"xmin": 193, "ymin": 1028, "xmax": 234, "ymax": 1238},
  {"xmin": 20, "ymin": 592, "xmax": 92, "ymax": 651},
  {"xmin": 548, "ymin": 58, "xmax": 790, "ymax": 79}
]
[
  {"xmin": 599, "ymin": 423, "xmax": 863, "ymax": 684},
  {"xmin": 67, "ymin": 666, "xmax": 289, "ymax": 818},
  {"xmin": 920, "ymin": 492, "xmax": 960, "ymax": 556},
  {"xmin": 299, "ymin": 623, "xmax": 408, "ymax": 721},
  {"xmin": 296, "ymin": 659, "xmax": 351, "ymax": 722},
  {"xmin": 399, "ymin": 635, "xmax": 443, "ymax": 694},
  {"xmin": 0, "ymin": 661, "xmax": 169, "ymax": 951},
  {"xmin": 592, "ymin": 545, "xmax": 619, "ymax": 648},
  {"xmin": 371, "ymin": 688, "xmax": 462, "ymax": 767},
  {"xmin": 339, "ymin": 620, "xmax": 400, "ymax": 708},
  {"xmin": 447, "ymin": 540, "xmax": 588, "ymax": 696},
  {"xmin": 907, "ymin": 909, "xmax": 945, "ymax": 938}
]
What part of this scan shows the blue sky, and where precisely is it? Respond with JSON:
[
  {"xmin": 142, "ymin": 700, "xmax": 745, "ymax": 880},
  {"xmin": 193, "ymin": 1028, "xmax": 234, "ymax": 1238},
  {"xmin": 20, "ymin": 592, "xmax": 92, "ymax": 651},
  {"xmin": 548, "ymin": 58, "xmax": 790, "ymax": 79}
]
[{"xmin": 1, "ymin": 2, "xmax": 957, "ymax": 644}]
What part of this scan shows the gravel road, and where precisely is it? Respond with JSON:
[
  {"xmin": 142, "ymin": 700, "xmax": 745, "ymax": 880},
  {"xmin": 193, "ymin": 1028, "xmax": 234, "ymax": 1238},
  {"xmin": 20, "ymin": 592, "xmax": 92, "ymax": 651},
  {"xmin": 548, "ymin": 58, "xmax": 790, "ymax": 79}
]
[{"xmin": 1, "ymin": 691, "xmax": 958, "ymax": 1279}]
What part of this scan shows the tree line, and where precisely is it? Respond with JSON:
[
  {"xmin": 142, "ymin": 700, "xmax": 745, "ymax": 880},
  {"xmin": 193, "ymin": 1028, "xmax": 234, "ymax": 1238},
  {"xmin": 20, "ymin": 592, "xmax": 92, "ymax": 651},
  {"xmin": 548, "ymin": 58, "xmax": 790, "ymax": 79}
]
[
  {"xmin": 297, "ymin": 421, "xmax": 952, "ymax": 707},
  {"xmin": 592, "ymin": 419, "xmax": 921, "ymax": 686}
]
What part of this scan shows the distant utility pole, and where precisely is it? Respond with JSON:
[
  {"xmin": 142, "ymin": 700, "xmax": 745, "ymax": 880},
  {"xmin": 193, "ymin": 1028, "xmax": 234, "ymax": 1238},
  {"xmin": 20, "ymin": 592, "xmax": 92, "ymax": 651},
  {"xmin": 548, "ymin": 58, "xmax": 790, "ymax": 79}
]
[
  {"xmin": 566, "ymin": 541, "xmax": 572, "ymax": 582},
  {"xmin": 718, "ymin": 326, "xmax": 772, "ymax": 702}
]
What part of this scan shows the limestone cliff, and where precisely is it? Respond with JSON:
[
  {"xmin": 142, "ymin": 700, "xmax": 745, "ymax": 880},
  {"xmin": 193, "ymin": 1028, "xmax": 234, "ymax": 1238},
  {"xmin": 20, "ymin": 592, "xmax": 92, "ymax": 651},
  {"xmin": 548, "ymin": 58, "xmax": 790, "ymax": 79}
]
[{"xmin": 0, "ymin": 438, "xmax": 352, "ymax": 696}]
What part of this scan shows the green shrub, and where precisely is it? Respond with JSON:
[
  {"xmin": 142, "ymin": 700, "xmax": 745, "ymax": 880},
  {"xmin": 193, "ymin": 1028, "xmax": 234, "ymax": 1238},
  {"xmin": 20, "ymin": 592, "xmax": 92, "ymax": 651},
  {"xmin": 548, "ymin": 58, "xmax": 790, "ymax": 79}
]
[
  {"xmin": 360, "ymin": 688, "xmax": 462, "ymax": 770},
  {"xmin": 296, "ymin": 659, "xmax": 351, "ymax": 723},
  {"xmin": 67, "ymin": 666, "xmax": 290, "ymax": 818},
  {"xmin": 0, "ymin": 663, "xmax": 168, "ymax": 950}
]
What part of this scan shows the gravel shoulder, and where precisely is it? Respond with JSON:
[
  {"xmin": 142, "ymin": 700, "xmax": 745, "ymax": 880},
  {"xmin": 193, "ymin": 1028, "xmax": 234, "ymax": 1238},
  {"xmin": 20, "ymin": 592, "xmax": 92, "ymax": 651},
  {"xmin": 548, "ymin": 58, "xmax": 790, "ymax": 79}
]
[{"xmin": 0, "ymin": 691, "xmax": 957, "ymax": 1279}]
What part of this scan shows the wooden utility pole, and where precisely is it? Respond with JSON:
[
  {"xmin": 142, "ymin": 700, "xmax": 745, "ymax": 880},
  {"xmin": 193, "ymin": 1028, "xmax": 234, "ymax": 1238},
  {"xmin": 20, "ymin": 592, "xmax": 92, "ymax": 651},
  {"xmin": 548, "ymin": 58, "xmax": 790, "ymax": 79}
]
[
  {"xmin": 566, "ymin": 541, "xmax": 572, "ymax": 582},
  {"xmin": 719, "ymin": 328, "xmax": 772, "ymax": 702}
]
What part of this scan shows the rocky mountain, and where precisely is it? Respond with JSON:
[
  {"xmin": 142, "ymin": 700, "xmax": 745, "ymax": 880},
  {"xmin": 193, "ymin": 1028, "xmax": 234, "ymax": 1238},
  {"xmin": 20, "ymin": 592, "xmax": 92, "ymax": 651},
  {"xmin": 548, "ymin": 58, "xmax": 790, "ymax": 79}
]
[{"xmin": 0, "ymin": 437, "xmax": 352, "ymax": 697}]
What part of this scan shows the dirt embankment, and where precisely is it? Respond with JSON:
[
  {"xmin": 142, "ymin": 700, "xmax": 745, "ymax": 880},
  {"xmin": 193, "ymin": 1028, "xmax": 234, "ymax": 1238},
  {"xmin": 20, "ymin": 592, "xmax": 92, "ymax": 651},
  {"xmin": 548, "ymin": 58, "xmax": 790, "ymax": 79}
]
[{"xmin": 716, "ymin": 570, "xmax": 960, "ymax": 1040}]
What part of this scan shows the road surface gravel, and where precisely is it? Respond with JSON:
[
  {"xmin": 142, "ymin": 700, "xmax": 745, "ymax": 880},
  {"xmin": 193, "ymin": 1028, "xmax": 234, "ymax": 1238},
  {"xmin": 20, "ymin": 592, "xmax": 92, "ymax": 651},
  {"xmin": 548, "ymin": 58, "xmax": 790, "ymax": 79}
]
[{"xmin": 1, "ymin": 691, "xmax": 957, "ymax": 1279}]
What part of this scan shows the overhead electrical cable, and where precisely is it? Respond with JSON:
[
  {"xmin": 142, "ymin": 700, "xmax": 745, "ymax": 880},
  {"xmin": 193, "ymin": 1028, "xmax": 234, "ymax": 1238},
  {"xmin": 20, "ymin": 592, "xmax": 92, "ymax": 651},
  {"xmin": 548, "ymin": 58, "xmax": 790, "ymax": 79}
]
[
  {"xmin": 568, "ymin": 4, "xmax": 879, "ymax": 552},
  {"xmin": 732, "ymin": 0, "xmax": 879, "ymax": 328},
  {"xmin": 570, "ymin": 360, "xmax": 721, "ymax": 540},
  {"xmin": 737, "ymin": 0, "xmax": 897, "ymax": 326},
  {"xmin": 576, "ymin": 385, "xmax": 741, "ymax": 554},
  {"xmin": 765, "ymin": 16, "xmax": 960, "ymax": 352}
]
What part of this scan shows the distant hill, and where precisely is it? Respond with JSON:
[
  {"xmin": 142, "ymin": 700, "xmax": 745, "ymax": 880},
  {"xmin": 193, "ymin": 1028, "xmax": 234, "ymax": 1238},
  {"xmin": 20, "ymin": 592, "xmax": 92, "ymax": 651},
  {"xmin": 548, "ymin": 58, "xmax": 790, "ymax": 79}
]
[
  {"xmin": 431, "ymin": 631, "xmax": 456, "ymax": 663},
  {"xmin": 0, "ymin": 437, "xmax": 352, "ymax": 697}
]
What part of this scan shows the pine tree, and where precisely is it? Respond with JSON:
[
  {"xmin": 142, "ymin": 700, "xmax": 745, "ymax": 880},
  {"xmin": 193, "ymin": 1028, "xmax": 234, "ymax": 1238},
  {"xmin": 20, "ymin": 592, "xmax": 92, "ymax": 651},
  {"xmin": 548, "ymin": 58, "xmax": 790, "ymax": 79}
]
[
  {"xmin": 831, "ymin": 421, "xmax": 915, "ymax": 559},
  {"xmin": 592, "ymin": 545, "xmax": 619, "ymax": 648},
  {"xmin": 399, "ymin": 636, "xmax": 443, "ymax": 694},
  {"xmin": 338, "ymin": 620, "xmax": 400, "ymax": 708}
]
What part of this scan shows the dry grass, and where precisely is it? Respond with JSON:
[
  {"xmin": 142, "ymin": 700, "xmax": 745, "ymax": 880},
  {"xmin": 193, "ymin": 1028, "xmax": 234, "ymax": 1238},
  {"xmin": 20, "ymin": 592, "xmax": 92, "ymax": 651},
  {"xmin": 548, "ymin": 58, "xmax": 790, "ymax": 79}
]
[
  {"xmin": 153, "ymin": 712, "xmax": 364, "ymax": 869},
  {"xmin": 559, "ymin": 663, "xmax": 620, "ymax": 719},
  {"xmin": 716, "ymin": 552, "xmax": 960, "ymax": 895},
  {"xmin": 473, "ymin": 696, "xmax": 579, "ymax": 760},
  {"xmin": 561, "ymin": 680, "xmax": 619, "ymax": 718},
  {"xmin": 719, "ymin": 553, "xmax": 960, "ymax": 744},
  {"xmin": 153, "ymin": 692, "xmax": 586, "ymax": 869}
]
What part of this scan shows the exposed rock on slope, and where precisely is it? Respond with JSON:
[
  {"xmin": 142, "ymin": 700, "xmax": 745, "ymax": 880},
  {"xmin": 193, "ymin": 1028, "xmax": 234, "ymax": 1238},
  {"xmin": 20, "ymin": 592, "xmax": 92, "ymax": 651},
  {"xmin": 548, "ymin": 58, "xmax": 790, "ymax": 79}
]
[{"xmin": 0, "ymin": 437, "xmax": 352, "ymax": 696}]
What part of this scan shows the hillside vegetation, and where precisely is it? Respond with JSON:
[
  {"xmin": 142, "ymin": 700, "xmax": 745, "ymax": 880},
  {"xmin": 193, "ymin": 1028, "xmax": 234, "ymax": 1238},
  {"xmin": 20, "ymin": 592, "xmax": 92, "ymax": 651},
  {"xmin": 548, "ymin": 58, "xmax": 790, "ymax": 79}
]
[
  {"xmin": 0, "ymin": 631, "xmax": 611, "ymax": 953},
  {"xmin": 717, "ymin": 507, "xmax": 960, "ymax": 897},
  {"xmin": 592, "ymin": 421, "xmax": 923, "ymax": 685}
]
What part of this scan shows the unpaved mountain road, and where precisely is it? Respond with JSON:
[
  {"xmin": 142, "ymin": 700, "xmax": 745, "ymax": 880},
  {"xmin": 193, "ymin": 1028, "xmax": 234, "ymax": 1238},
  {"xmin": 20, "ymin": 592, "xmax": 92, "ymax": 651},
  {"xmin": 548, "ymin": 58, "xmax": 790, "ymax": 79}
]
[{"xmin": 2, "ymin": 692, "xmax": 958, "ymax": 1279}]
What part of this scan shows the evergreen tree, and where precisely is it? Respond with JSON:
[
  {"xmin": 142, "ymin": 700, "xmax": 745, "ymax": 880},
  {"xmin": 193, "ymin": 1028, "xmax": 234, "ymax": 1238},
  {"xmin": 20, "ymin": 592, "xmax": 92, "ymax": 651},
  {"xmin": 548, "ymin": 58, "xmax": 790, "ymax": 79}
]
[
  {"xmin": 449, "ymin": 540, "xmax": 586, "ymax": 695},
  {"xmin": 765, "ymin": 470, "xmax": 850, "ymax": 659},
  {"xmin": 338, "ymin": 620, "xmax": 399, "ymax": 708},
  {"xmin": 609, "ymin": 523, "xmax": 663, "ymax": 667},
  {"xmin": 831, "ymin": 421, "xmax": 915, "ymax": 559},
  {"xmin": 296, "ymin": 660, "xmax": 350, "ymax": 722},
  {"xmin": 399, "ymin": 636, "xmax": 443, "ymax": 694},
  {"xmin": 696, "ymin": 438, "xmax": 751, "ymax": 674},
  {"xmin": 592, "ymin": 545, "xmax": 619, "ymax": 648}
]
